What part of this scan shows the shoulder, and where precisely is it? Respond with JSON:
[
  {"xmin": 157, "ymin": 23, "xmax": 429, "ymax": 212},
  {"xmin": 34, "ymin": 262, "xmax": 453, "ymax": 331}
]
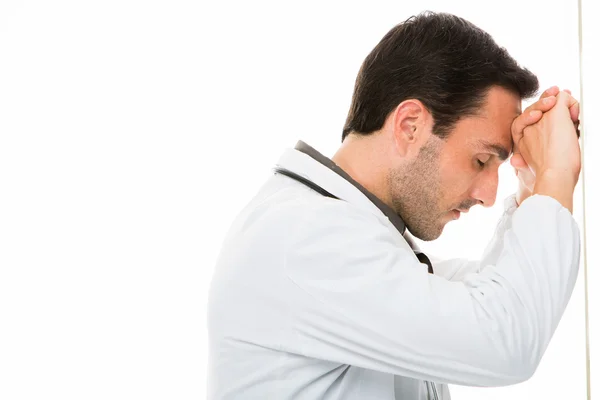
[
  {"xmin": 281, "ymin": 195, "xmax": 393, "ymax": 241},
  {"xmin": 281, "ymin": 197, "xmax": 417, "ymax": 280}
]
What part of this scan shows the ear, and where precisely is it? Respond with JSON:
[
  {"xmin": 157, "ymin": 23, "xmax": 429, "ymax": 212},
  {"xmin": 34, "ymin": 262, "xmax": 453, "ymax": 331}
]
[{"xmin": 390, "ymin": 100, "xmax": 431, "ymax": 156}]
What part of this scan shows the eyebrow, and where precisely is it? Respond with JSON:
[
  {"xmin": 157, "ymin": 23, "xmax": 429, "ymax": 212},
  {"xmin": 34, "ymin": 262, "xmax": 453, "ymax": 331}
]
[{"xmin": 477, "ymin": 140, "xmax": 510, "ymax": 161}]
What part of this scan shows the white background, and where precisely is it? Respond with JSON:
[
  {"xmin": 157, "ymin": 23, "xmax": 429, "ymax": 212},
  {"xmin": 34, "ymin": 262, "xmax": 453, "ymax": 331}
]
[{"xmin": 0, "ymin": 0, "xmax": 597, "ymax": 399}]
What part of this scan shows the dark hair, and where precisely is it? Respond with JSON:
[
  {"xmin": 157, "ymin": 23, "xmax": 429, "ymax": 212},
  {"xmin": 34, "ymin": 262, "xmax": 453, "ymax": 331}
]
[{"xmin": 342, "ymin": 11, "xmax": 539, "ymax": 140}]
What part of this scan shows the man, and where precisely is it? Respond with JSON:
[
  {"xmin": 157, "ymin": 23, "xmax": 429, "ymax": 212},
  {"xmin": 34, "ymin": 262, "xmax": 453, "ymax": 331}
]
[{"xmin": 207, "ymin": 12, "xmax": 581, "ymax": 400}]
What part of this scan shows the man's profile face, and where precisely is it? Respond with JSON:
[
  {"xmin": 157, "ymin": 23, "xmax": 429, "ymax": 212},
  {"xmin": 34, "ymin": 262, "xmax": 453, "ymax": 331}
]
[{"xmin": 390, "ymin": 86, "xmax": 521, "ymax": 240}]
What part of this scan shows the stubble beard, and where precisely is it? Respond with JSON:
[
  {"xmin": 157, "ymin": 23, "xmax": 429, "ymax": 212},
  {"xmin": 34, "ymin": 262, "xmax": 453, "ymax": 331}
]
[{"xmin": 389, "ymin": 141, "xmax": 445, "ymax": 241}]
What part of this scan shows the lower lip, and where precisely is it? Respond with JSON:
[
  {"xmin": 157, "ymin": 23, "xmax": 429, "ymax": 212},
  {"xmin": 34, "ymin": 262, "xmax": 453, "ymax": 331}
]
[{"xmin": 452, "ymin": 210, "xmax": 460, "ymax": 220}]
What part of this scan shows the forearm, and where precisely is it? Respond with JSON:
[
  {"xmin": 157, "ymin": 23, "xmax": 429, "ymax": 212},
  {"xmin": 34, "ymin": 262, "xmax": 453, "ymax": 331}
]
[{"xmin": 286, "ymin": 195, "xmax": 580, "ymax": 386}]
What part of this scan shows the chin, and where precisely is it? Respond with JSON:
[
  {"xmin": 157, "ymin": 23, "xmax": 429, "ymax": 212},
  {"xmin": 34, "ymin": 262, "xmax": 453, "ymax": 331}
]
[
  {"xmin": 405, "ymin": 214, "xmax": 447, "ymax": 241},
  {"xmin": 410, "ymin": 226, "xmax": 444, "ymax": 242}
]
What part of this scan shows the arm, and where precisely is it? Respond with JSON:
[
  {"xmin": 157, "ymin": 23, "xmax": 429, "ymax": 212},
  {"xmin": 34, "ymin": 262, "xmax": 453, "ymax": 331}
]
[
  {"xmin": 439, "ymin": 87, "xmax": 581, "ymax": 281},
  {"xmin": 284, "ymin": 197, "xmax": 579, "ymax": 387}
]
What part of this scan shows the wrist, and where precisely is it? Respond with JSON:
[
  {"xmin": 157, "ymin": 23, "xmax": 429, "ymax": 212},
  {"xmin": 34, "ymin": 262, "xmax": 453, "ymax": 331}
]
[
  {"xmin": 533, "ymin": 171, "xmax": 576, "ymax": 213},
  {"xmin": 536, "ymin": 169, "xmax": 578, "ymax": 190}
]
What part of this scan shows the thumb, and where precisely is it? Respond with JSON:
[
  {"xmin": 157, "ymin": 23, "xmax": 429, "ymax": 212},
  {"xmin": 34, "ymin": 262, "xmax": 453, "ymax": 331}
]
[{"xmin": 511, "ymin": 153, "xmax": 528, "ymax": 169}]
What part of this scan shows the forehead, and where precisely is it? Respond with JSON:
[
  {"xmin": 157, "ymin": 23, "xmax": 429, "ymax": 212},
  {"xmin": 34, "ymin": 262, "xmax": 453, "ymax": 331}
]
[{"xmin": 446, "ymin": 87, "xmax": 521, "ymax": 155}]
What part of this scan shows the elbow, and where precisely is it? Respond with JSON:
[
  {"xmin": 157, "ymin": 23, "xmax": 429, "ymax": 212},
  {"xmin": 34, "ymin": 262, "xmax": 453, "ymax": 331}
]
[
  {"xmin": 512, "ymin": 348, "xmax": 543, "ymax": 383},
  {"xmin": 471, "ymin": 324, "xmax": 544, "ymax": 386},
  {"xmin": 486, "ymin": 337, "xmax": 543, "ymax": 386},
  {"xmin": 472, "ymin": 355, "xmax": 538, "ymax": 387},
  {"xmin": 502, "ymin": 360, "xmax": 537, "ymax": 385}
]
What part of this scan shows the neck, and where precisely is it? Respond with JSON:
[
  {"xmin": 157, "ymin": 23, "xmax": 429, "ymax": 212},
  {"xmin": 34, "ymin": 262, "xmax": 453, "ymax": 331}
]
[{"xmin": 331, "ymin": 133, "xmax": 395, "ymax": 209}]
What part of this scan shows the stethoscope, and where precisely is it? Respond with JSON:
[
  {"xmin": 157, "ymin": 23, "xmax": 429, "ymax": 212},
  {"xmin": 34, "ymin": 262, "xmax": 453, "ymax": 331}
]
[{"xmin": 274, "ymin": 166, "xmax": 441, "ymax": 400}]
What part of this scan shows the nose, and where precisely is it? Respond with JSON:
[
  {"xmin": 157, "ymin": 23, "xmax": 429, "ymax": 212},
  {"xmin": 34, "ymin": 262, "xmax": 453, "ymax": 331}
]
[{"xmin": 470, "ymin": 170, "xmax": 499, "ymax": 208}]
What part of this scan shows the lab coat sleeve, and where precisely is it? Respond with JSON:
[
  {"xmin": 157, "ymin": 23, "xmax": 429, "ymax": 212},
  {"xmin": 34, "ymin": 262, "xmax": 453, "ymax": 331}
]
[
  {"xmin": 429, "ymin": 257, "xmax": 480, "ymax": 281},
  {"xmin": 430, "ymin": 194, "xmax": 519, "ymax": 281},
  {"xmin": 283, "ymin": 194, "xmax": 580, "ymax": 387}
]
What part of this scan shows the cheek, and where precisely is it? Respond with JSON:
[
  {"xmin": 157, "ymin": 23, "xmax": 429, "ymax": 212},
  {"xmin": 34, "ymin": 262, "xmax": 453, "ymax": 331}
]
[
  {"xmin": 438, "ymin": 159, "xmax": 477, "ymax": 199},
  {"xmin": 441, "ymin": 175, "xmax": 470, "ymax": 200}
]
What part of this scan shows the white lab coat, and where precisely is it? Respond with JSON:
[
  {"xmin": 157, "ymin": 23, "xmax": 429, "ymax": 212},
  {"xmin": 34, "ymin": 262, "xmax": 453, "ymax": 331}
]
[{"xmin": 207, "ymin": 144, "xmax": 580, "ymax": 399}]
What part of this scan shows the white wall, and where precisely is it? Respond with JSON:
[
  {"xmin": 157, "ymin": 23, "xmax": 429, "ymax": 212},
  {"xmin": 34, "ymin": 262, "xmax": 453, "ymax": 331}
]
[{"xmin": 0, "ymin": 0, "xmax": 594, "ymax": 399}]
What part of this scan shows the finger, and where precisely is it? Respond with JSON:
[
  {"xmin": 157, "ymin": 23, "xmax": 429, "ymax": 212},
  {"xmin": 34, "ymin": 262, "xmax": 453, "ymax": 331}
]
[
  {"xmin": 540, "ymin": 86, "xmax": 560, "ymax": 99},
  {"xmin": 516, "ymin": 88, "xmax": 558, "ymax": 126},
  {"xmin": 554, "ymin": 91, "xmax": 581, "ymax": 138},
  {"xmin": 512, "ymin": 109, "xmax": 544, "ymax": 146},
  {"xmin": 569, "ymin": 100, "xmax": 580, "ymax": 123},
  {"xmin": 556, "ymin": 90, "xmax": 580, "ymax": 123},
  {"xmin": 557, "ymin": 90, "xmax": 578, "ymax": 109},
  {"xmin": 564, "ymin": 93, "xmax": 580, "ymax": 137},
  {"xmin": 512, "ymin": 90, "xmax": 561, "ymax": 151},
  {"xmin": 556, "ymin": 90, "xmax": 580, "ymax": 121},
  {"xmin": 526, "ymin": 94, "xmax": 557, "ymax": 114}
]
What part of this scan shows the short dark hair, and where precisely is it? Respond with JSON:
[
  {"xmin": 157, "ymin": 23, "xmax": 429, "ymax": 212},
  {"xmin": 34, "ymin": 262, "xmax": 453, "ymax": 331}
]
[{"xmin": 342, "ymin": 11, "xmax": 539, "ymax": 140}]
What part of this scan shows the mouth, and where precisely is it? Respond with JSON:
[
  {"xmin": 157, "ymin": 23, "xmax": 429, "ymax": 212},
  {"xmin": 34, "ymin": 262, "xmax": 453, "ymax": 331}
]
[{"xmin": 451, "ymin": 209, "xmax": 469, "ymax": 220}]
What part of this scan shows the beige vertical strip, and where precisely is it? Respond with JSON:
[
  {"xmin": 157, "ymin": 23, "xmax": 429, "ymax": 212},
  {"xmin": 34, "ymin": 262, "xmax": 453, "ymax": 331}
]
[{"xmin": 576, "ymin": 0, "xmax": 591, "ymax": 397}]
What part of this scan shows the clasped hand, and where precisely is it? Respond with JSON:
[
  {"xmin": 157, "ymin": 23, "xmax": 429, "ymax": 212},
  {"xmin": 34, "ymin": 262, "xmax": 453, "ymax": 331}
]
[{"xmin": 510, "ymin": 86, "xmax": 581, "ymax": 205}]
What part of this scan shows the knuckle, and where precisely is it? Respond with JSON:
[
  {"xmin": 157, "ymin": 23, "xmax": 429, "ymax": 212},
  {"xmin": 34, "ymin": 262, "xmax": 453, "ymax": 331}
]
[{"xmin": 511, "ymin": 120, "xmax": 524, "ymax": 134}]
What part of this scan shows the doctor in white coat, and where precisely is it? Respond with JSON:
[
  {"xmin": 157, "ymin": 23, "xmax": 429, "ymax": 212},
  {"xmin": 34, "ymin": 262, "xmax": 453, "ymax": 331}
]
[{"xmin": 207, "ymin": 12, "xmax": 582, "ymax": 399}]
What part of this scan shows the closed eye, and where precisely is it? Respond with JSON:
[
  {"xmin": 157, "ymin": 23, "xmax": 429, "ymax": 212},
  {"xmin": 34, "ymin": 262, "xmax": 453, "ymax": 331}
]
[{"xmin": 476, "ymin": 155, "xmax": 492, "ymax": 169}]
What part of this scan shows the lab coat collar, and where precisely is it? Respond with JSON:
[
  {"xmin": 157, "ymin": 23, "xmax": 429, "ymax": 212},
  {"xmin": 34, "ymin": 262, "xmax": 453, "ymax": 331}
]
[{"xmin": 275, "ymin": 140, "xmax": 407, "ymax": 235}]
